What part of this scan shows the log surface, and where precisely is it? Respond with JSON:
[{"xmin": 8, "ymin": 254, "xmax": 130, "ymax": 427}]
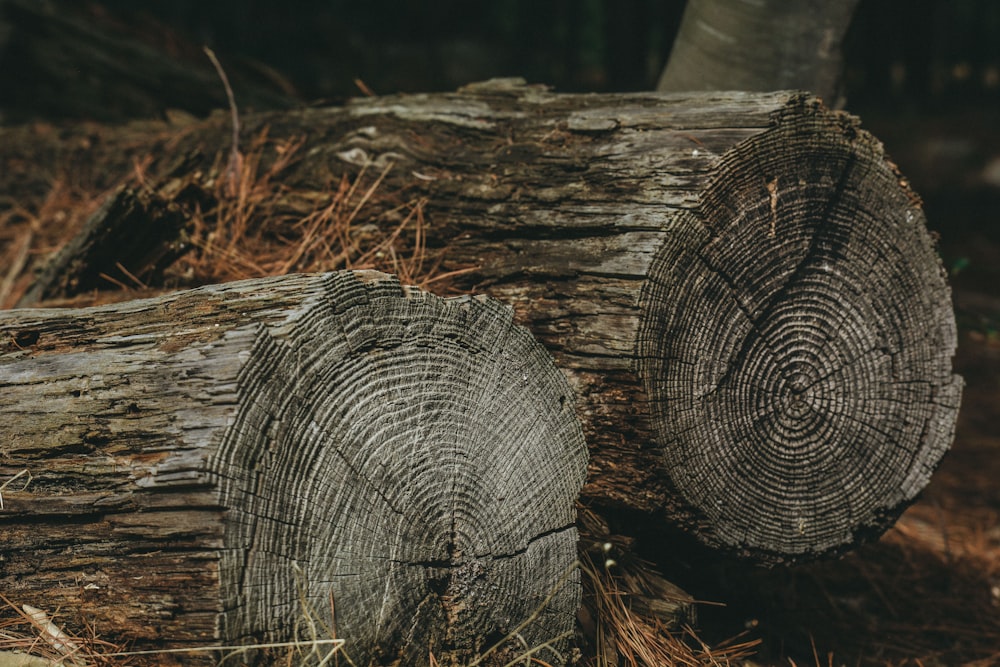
[
  {"xmin": 0, "ymin": 271, "xmax": 587, "ymax": 665},
  {"xmin": 3, "ymin": 82, "xmax": 963, "ymax": 563}
]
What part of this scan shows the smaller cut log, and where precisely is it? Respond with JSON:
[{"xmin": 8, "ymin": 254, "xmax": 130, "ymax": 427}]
[{"xmin": 0, "ymin": 271, "xmax": 587, "ymax": 666}]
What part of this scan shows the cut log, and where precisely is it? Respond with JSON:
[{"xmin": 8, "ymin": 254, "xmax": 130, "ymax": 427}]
[
  {"xmin": 4, "ymin": 82, "xmax": 962, "ymax": 564},
  {"xmin": 0, "ymin": 271, "xmax": 588, "ymax": 665}
]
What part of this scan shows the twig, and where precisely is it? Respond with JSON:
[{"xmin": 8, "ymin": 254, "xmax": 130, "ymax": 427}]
[
  {"xmin": 115, "ymin": 261, "xmax": 148, "ymax": 290},
  {"xmin": 21, "ymin": 605, "xmax": 81, "ymax": 659},
  {"xmin": 0, "ymin": 469, "xmax": 31, "ymax": 511},
  {"xmin": 204, "ymin": 46, "xmax": 243, "ymax": 197},
  {"xmin": 353, "ymin": 78, "xmax": 376, "ymax": 97}
]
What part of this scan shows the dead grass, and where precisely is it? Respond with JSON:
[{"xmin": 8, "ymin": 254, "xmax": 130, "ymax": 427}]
[
  {"xmin": 0, "ymin": 589, "xmax": 346, "ymax": 667},
  {"xmin": 166, "ymin": 127, "xmax": 473, "ymax": 294},
  {"xmin": 0, "ymin": 177, "xmax": 112, "ymax": 308},
  {"xmin": 0, "ymin": 609, "xmax": 343, "ymax": 667},
  {"xmin": 576, "ymin": 507, "xmax": 760, "ymax": 667},
  {"xmin": 580, "ymin": 555, "xmax": 759, "ymax": 667},
  {"xmin": 714, "ymin": 461, "xmax": 1000, "ymax": 666},
  {"xmin": 0, "ymin": 558, "xmax": 742, "ymax": 667},
  {"xmin": 0, "ymin": 596, "xmax": 131, "ymax": 666},
  {"xmin": 800, "ymin": 494, "xmax": 1000, "ymax": 664},
  {"xmin": 1, "ymin": 121, "xmax": 474, "ymax": 310}
]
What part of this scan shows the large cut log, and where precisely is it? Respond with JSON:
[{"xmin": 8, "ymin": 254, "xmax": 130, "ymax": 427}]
[
  {"xmin": 5, "ymin": 81, "xmax": 962, "ymax": 564},
  {"xmin": 0, "ymin": 271, "xmax": 588, "ymax": 666}
]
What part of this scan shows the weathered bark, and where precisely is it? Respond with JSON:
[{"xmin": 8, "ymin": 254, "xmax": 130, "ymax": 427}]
[
  {"xmin": 656, "ymin": 0, "xmax": 860, "ymax": 105},
  {"xmin": 0, "ymin": 271, "xmax": 587, "ymax": 665},
  {"xmin": 14, "ymin": 188, "xmax": 189, "ymax": 306},
  {"xmin": 4, "ymin": 82, "xmax": 962, "ymax": 564}
]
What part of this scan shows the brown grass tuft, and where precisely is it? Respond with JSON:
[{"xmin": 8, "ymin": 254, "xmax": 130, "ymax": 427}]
[
  {"xmin": 162, "ymin": 127, "xmax": 473, "ymax": 295},
  {"xmin": 2, "ymin": 124, "xmax": 475, "ymax": 310},
  {"xmin": 577, "ymin": 508, "xmax": 759, "ymax": 667},
  {"xmin": 579, "ymin": 555, "xmax": 760, "ymax": 667},
  {"xmin": 0, "ymin": 178, "xmax": 112, "ymax": 308}
]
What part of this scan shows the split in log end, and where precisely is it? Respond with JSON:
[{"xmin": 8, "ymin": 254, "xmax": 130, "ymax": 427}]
[
  {"xmin": 637, "ymin": 97, "xmax": 962, "ymax": 564},
  {"xmin": 209, "ymin": 272, "xmax": 588, "ymax": 664}
]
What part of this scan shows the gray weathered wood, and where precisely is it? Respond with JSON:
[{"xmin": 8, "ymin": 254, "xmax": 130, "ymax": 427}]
[
  {"xmin": 5, "ymin": 82, "xmax": 963, "ymax": 564},
  {"xmin": 0, "ymin": 271, "xmax": 587, "ymax": 665},
  {"xmin": 656, "ymin": 0, "xmax": 860, "ymax": 104}
]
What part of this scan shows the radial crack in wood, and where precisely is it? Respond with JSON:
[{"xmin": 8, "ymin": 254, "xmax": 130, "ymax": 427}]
[
  {"xmin": 0, "ymin": 271, "xmax": 587, "ymax": 666},
  {"xmin": 637, "ymin": 107, "xmax": 962, "ymax": 562}
]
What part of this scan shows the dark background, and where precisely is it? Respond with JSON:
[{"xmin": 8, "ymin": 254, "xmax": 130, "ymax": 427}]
[
  {"xmin": 46, "ymin": 0, "xmax": 1000, "ymax": 108},
  {"xmin": 5, "ymin": 0, "xmax": 998, "ymax": 209}
]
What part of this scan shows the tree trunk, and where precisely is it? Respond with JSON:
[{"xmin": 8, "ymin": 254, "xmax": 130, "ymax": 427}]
[
  {"xmin": 3, "ymin": 82, "xmax": 962, "ymax": 565},
  {"xmin": 0, "ymin": 270, "xmax": 587, "ymax": 666},
  {"xmin": 656, "ymin": 0, "xmax": 860, "ymax": 106}
]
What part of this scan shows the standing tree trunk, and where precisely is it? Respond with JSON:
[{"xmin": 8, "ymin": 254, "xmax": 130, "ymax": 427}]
[
  {"xmin": 2, "ymin": 82, "xmax": 962, "ymax": 564},
  {"xmin": 656, "ymin": 0, "xmax": 860, "ymax": 105},
  {"xmin": 0, "ymin": 271, "xmax": 587, "ymax": 666}
]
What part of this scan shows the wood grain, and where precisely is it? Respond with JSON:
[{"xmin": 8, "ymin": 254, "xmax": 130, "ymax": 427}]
[{"xmin": 0, "ymin": 271, "xmax": 587, "ymax": 665}]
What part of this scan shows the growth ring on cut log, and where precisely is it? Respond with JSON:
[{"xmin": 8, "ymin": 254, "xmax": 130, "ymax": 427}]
[
  {"xmin": 0, "ymin": 272, "xmax": 586, "ymax": 666},
  {"xmin": 214, "ymin": 274, "xmax": 587, "ymax": 664},
  {"xmin": 637, "ymin": 107, "xmax": 962, "ymax": 563}
]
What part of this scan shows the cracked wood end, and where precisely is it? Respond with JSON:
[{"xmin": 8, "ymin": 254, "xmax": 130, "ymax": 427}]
[
  {"xmin": 637, "ymin": 105, "xmax": 962, "ymax": 563},
  {"xmin": 0, "ymin": 271, "xmax": 587, "ymax": 665}
]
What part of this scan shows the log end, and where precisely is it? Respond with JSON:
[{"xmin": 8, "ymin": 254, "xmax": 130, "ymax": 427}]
[
  {"xmin": 214, "ymin": 272, "xmax": 588, "ymax": 664},
  {"xmin": 637, "ymin": 97, "xmax": 962, "ymax": 564}
]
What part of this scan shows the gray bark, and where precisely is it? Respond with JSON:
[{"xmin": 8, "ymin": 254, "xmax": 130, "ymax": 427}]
[
  {"xmin": 657, "ymin": 0, "xmax": 860, "ymax": 105},
  {"xmin": 3, "ymin": 82, "xmax": 962, "ymax": 565},
  {"xmin": 0, "ymin": 271, "xmax": 587, "ymax": 666}
]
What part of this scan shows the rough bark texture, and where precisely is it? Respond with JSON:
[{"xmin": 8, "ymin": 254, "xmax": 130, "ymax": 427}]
[
  {"xmin": 0, "ymin": 271, "xmax": 587, "ymax": 666},
  {"xmin": 3, "ymin": 82, "xmax": 962, "ymax": 564},
  {"xmin": 15, "ymin": 188, "xmax": 189, "ymax": 306},
  {"xmin": 656, "ymin": 0, "xmax": 860, "ymax": 105}
]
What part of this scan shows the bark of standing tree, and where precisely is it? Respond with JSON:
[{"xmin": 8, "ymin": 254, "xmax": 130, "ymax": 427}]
[
  {"xmin": 0, "ymin": 271, "xmax": 587, "ymax": 666},
  {"xmin": 0, "ymin": 0, "xmax": 297, "ymax": 124},
  {"xmin": 2, "ymin": 82, "xmax": 962, "ymax": 565},
  {"xmin": 656, "ymin": 0, "xmax": 861, "ymax": 105}
]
